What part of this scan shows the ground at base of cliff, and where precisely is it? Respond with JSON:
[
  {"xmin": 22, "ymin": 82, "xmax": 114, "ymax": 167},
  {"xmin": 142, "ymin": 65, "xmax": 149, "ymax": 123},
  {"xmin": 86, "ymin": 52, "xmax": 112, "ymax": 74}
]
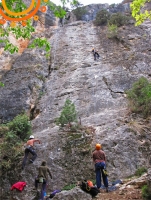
[{"xmin": 95, "ymin": 187, "xmax": 143, "ymax": 200}]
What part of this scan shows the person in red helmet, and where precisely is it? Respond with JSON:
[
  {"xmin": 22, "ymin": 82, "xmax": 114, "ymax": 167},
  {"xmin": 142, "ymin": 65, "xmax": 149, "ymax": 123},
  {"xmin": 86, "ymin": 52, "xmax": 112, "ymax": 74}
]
[
  {"xmin": 22, "ymin": 135, "xmax": 41, "ymax": 169},
  {"xmin": 92, "ymin": 144, "xmax": 108, "ymax": 192}
]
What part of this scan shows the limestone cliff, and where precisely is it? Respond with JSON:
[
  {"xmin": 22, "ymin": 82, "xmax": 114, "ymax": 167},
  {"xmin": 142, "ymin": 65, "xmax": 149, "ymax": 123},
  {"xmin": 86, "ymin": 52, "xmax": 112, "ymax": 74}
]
[{"xmin": 0, "ymin": 3, "xmax": 151, "ymax": 200}]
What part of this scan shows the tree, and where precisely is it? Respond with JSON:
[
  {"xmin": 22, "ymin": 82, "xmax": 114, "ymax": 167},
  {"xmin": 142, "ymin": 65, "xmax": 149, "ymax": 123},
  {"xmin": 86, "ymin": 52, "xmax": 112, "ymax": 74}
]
[
  {"xmin": 0, "ymin": 0, "xmax": 79, "ymax": 54},
  {"xmin": 108, "ymin": 12, "xmax": 129, "ymax": 27},
  {"xmin": 126, "ymin": 77, "xmax": 151, "ymax": 117},
  {"xmin": 94, "ymin": 9, "xmax": 110, "ymax": 26},
  {"xmin": 55, "ymin": 99, "xmax": 78, "ymax": 129},
  {"xmin": 130, "ymin": 0, "xmax": 151, "ymax": 25}
]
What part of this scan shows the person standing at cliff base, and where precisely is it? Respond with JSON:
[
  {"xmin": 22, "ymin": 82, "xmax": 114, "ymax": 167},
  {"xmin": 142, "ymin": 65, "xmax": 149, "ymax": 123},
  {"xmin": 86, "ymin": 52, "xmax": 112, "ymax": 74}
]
[
  {"xmin": 22, "ymin": 135, "xmax": 41, "ymax": 169},
  {"xmin": 35, "ymin": 160, "xmax": 52, "ymax": 200},
  {"xmin": 92, "ymin": 143, "xmax": 108, "ymax": 192}
]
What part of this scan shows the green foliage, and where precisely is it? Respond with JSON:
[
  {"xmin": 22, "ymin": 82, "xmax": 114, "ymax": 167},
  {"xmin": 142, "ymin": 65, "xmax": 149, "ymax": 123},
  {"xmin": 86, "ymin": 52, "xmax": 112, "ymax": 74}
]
[
  {"xmin": 0, "ymin": 82, "xmax": 4, "ymax": 87},
  {"xmin": 130, "ymin": 0, "xmax": 151, "ymax": 26},
  {"xmin": 94, "ymin": 9, "xmax": 110, "ymax": 26},
  {"xmin": 107, "ymin": 24, "xmax": 118, "ymax": 39},
  {"xmin": 0, "ymin": 0, "xmax": 78, "ymax": 54},
  {"xmin": 0, "ymin": 113, "xmax": 31, "ymax": 179},
  {"xmin": 7, "ymin": 113, "xmax": 31, "ymax": 140},
  {"xmin": 62, "ymin": 183, "xmax": 76, "ymax": 190},
  {"xmin": 29, "ymin": 37, "xmax": 51, "ymax": 57},
  {"xmin": 55, "ymin": 99, "xmax": 78, "ymax": 129},
  {"xmin": 135, "ymin": 167, "xmax": 147, "ymax": 177},
  {"xmin": 73, "ymin": 6, "xmax": 87, "ymax": 20},
  {"xmin": 126, "ymin": 77, "xmax": 151, "ymax": 117},
  {"xmin": 108, "ymin": 12, "xmax": 129, "ymax": 27},
  {"xmin": 142, "ymin": 185, "xmax": 151, "ymax": 200}
]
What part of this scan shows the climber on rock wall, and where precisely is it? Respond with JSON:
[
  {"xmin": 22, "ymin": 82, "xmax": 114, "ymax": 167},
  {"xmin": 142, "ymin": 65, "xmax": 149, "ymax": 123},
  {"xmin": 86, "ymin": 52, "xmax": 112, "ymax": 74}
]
[
  {"xmin": 22, "ymin": 135, "xmax": 41, "ymax": 169},
  {"xmin": 92, "ymin": 48, "xmax": 100, "ymax": 61}
]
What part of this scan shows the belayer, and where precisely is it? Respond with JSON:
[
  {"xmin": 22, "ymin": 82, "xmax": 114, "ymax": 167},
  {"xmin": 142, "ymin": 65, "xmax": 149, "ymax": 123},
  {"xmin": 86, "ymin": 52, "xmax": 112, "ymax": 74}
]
[
  {"xmin": 92, "ymin": 143, "xmax": 109, "ymax": 192},
  {"xmin": 35, "ymin": 160, "xmax": 52, "ymax": 200},
  {"xmin": 22, "ymin": 135, "xmax": 41, "ymax": 169}
]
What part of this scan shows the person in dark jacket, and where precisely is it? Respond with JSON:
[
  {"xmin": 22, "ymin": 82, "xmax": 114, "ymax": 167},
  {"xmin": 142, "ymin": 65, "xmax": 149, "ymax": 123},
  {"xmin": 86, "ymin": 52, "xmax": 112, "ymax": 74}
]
[
  {"xmin": 22, "ymin": 135, "xmax": 41, "ymax": 169},
  {"xmin": 35, "ymin": 161, "xmax": 52, "ymax": 200},
  {"xmin": 92, "ymin": 48, "xmax": 100, "ymax": 61},
  {"xmin": 92, "ymin": 143, "xmax": 108, "ymax": 192}
]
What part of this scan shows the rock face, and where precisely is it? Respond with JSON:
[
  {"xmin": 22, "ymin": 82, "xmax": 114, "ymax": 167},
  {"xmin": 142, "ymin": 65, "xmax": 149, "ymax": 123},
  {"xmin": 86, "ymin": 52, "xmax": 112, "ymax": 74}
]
[
  {"xmin": 52, "ymin": 187, "xmax": 92, "ymax": 200},
  {"xmin": 0, "ymin": 3, "xmax": 151, "ymax": 200},
  {"xmin": 68, "ymin": 3, "xmax": 130, "ymax": 22}
]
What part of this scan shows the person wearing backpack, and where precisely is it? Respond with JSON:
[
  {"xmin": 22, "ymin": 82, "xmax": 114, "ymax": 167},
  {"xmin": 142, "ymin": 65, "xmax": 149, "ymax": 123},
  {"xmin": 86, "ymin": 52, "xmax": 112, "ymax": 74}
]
[
  {"xmin": 92, "ymin": 143, "xmax": 108, "ymax": 192},
  {"xmin": 22, "ymin": 135, "xmax": 41, "ymax": 169},
  {"xmin": 35, "ymin": 161, "xmax": 52, "ymax": 200}
]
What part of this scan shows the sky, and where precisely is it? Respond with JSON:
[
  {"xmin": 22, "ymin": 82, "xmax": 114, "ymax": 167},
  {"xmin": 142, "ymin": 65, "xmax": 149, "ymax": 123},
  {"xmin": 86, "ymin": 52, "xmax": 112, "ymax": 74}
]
[{"xmin": 51, "ymin": 0, "xmax": 123, "ymax": 6}]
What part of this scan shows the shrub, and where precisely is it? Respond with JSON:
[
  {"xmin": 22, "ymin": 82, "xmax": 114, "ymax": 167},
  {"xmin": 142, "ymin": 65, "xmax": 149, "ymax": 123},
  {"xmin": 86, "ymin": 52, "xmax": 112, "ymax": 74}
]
[
  {"xmin": 73, "ymin": 7, "xmax": 87, "ymax": 20},
  {"xmin": 0, "ymin": 81, "xmax": 4, "ymax": 87},
  {"xmin": 0, "ymin": 114, "xmax": 32, "ymax": 181},
  {"xmin": 62, "ymin": 183, "xmax": 76, "ymax": 190},
  {"xmin": 7, "ymin": 113, "xmax": 31, "ymax": 140},
  {"xmin": 142, "ymin": 185, "xmax": 151, "ymax": 200},
  {"xmin": 135, "ymin": 167, "xmax": 147, "ymax": 177},
  {"xmin": 55, "ymin": 99, "xmax": 78, "ymax": 130},
  {"xmin": 94, "ymin": 9, "xmax": 110, "ymax": 26},
  {"xmin": 126, "ymin": 77, "xmax": 151, "ymax": 117},
  {"xmin": 107, "ymin": 24, "xmax": 118, "ymax": 39},
  {"xmin": 108, "ymin": 12, "xmax": 129, "ymax": 27}
]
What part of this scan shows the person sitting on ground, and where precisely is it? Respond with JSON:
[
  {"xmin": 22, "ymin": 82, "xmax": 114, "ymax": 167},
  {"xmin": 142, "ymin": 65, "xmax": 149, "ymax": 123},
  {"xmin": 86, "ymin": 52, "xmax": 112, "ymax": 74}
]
[
  {"xmin": 35, "ymin": 161, "xmax": 52, "ymax": 200},
  {"xmin": 92, "ymin": 48, "xmax": 100, "ymax": 61},
  {"xmin": 22, "ymin": 135, "xmax": 41, "ymax": 169},
  {"xmin": 92, "ymin": 143, "xmax": 108, "ymax": 192}
]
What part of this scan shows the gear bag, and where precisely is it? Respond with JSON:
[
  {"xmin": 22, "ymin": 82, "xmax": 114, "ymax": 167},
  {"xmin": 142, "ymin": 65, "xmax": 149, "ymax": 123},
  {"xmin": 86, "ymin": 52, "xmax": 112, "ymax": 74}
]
[{"xmin": 80, "ymin": 180, "xmax": 100, "ymax": 197}]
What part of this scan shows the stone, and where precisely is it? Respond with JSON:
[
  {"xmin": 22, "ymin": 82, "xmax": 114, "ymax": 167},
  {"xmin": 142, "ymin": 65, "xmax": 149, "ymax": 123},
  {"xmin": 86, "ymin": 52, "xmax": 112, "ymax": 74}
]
[{"xmin": 52, "ymin": 187, "xmax": 92, "ymax": 200}]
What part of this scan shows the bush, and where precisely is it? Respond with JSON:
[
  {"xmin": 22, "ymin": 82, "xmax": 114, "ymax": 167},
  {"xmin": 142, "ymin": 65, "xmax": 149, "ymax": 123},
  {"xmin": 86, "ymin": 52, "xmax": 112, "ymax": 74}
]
[
  {"xmin": 107, "ymin": 24, "xmax": 118, "ymax": 39},
  {"xmin": 8, "ymin": 113, "xmax": 31, "ymax": 140},
  {"xmin": 135, "ymin": 167, "xmax": 147, "ymax": 177},
  {"xmin": 0, "ymin": 114, "xmax": 32, "ymax": 181},
  {"xmin": 62, "ymin": 183, "xmax": 76, "ymax": 190},
  {"xmin": 142, "ymin": 185, "xmax": 151, "ymax": 200},
  {"xmin": 73, "ymin": 7, "xmax": 87, "ymax": 20},
  {"xmin": 108, "ymin": 12, "xmax": 129, "ymax": 27},
  {"xmin": 94, "ymin": 9, "xmax": 110, "ymax": 26},
  {"xmin": 126, "ymin": 77, "xmax": 151, "ymax": 117},
  {"xmin": 55, "ymin": 99, "xmax": 78, "ymax": 130}
]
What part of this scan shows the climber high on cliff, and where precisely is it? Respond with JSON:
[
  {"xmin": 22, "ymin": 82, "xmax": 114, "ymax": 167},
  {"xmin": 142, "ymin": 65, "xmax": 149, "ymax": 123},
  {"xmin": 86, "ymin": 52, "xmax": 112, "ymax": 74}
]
[
  {"xmin": 22, "ymin": 135, "xmax": 41, "ymax": 169},
  {"xmin": 92, "ymin": 48, "xmax": 100, "ymax": 61}
]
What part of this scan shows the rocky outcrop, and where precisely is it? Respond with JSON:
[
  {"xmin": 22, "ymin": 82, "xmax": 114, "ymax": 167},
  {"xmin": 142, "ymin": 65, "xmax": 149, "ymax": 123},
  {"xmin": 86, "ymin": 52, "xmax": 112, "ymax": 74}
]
[
  {"xmin": 51, "ymin": 187, "xmax": 92, "ymax": 200},
  {"xmin": 68, "ymin": 3, "xmax": 130, "ymax": 23}
]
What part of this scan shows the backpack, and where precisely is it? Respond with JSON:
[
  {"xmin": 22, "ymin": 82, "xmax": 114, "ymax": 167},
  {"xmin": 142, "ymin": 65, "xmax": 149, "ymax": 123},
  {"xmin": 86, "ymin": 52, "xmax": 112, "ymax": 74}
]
[
  {"xmin": 48, "ymin": 190, "xmax": 61, "ymax": 199},
  {"xmin": 80, "ymin": 180, "xmax": 100, "ymax": 197}
]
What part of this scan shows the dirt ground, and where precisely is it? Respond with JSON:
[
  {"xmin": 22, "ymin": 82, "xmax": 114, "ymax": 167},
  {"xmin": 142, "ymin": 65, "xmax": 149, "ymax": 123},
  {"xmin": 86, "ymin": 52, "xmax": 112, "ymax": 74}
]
[{"xmin": 95, "ymin": 187, "xmax": 143, "ymax": 200}]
